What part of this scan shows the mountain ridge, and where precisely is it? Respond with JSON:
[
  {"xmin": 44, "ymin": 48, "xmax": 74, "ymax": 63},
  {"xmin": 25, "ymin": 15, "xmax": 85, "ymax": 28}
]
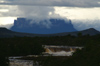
[{"xmin": 0, "ymin": 27, "xmax": 100, "ymax": 38}]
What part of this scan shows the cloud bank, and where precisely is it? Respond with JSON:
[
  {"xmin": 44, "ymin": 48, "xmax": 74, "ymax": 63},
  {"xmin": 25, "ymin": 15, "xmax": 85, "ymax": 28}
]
[
  {"xmin": 0, "ymin": 5, "xmax": 65, "ymax": 29},
  {"xmin": 0, "ymin": 0, "xmax": 100, "ymax": 7},
  {"xmin": 0, "ymin": 0, "xmax": 100, "ymax": 31},
  {"xmin": 72, "ymin": 19, "xmax": 100, "ymax": 31}
]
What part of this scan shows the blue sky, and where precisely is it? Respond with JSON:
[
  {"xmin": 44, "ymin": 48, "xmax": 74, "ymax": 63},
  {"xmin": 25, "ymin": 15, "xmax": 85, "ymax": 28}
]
[{"xmin": 0, "ymin": 0, "xmax": 100, "ymax": 31}]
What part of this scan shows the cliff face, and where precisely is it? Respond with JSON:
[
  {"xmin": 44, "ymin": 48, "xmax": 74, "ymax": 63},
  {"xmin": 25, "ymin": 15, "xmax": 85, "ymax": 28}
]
[{"xmin": 10, "ymin": 18, "xmax": 77, "ymax": 34}]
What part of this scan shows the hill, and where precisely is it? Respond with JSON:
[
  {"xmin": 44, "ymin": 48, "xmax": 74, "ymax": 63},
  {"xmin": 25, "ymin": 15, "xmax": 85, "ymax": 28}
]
[
  {"xmin": 0, "ymin": 27, "xmax": 100, "ymax": 38},
  {"xmin": 52, "ymin": 28, "xmax": 100, "ymax": 36},
  {"xmin": 0, "ymin": 27, "xmax": 37, "ymax": 38}
]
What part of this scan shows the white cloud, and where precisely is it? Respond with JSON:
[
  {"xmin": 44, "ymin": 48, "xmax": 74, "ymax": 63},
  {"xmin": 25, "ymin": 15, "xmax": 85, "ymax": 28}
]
[
  {"xmin": 0, "ymin": 17, "xmax": 17, "ymax": 25},
  {"xmin": 16, "ymin": 6, "xmax": 66, "ymax": 28},
  {"xmin": 0, "ymin": 5, "xmax": 22, "ymax": 17},
  {"xmin": 0, "ymin": 1, "xmax": 5, "ymax": 3},
  {"xmin": 0, "ymin": 17, "xmax": 17, "ymax": 28},
  {"xmin": 0, "ymin": 0, "xmax": 100, "ymax": 7},
  {"xmin": 54, "ymin": 7, "xmax": 100, "ymax": 20},
  {"xmin": 0, "ymin": 5, "xmax": 18, "ymax": 28},
  {"xmin": 0, "ymin": 5, "xmax": 64, "ymax": 29},
  {"xmin": 54, "ymin": 7, "xmax": 100, "ymax": 31},
  {"xmin": 0, "ymin": 0, "xmax": 100, "ymax": 31},
  {"xmin": 72, "ymin": 19, "xmax": 100, "ymax": 31},
  {"xmin": 17, "ymin": 6, "xmax": 64, "ymax": 19},
  {"xmin": 0, "ymin": 9, "xmax": 9, "ymax": 12},
  {"xmin": 0, "ymin": 5, "xmax": 62, "ymax": 19},
  {"xmin": 98, "ymin": 2, "xmax": 100, "ymax": 4},
  {"xmin": 0, "ymin": 24, "xmax": 14, "ymax": 29}
]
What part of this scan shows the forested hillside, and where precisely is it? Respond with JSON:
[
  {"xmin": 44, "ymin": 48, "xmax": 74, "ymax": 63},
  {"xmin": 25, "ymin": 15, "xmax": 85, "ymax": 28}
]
[{"xmin": 0, "ymin": 34, "xmax": 100, "ymax": 66}]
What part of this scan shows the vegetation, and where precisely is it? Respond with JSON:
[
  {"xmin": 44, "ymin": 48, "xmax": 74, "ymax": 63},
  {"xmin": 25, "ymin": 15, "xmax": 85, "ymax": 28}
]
[{"xmin": 0, "ymin": 34, "xmax": 100, "ymax": 66}]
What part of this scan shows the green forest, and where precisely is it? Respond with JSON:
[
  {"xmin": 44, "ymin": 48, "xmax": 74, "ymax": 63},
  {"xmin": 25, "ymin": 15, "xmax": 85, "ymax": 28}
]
[{"xmin": 0, "ymin": 34, "xmax": 100, "ymax": 66}]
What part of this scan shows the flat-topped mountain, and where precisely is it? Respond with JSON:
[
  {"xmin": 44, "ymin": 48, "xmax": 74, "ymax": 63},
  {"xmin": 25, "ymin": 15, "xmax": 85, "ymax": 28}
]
[
  {"xmin": 0, "ymin": 27, "xmax": 100, "ymax": 38},
  {"xmin": 10, "ymin": 18, "xmax": 77, "ymax": 34}
]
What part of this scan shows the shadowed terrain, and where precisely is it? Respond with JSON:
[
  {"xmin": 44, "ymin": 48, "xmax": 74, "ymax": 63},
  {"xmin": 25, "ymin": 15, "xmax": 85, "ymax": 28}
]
[
  {"xmin": 0, "ymin": 27, "xmax": 100, "ymax": 38},
  {"xmin": 10, "ymin": 18, "xmax": 77, "ymax": 34}
]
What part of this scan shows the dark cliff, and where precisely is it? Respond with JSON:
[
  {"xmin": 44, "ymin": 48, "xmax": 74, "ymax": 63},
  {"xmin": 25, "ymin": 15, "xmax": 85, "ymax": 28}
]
[{"xmin": 10, "ymin": 18, "xmax": 77, "ymax": 34}]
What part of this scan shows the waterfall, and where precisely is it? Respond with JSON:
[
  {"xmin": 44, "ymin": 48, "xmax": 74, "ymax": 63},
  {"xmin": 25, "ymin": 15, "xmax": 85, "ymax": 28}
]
[{"xmin": 46, "ymin": 48, "xmax": 53, "ymax": 54}]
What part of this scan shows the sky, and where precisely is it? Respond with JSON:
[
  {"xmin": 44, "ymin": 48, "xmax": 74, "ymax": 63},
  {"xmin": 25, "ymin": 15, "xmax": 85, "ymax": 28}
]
[{"xmin": 0, "ymin": 0, "xmax": 100, "ymax": 31}]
